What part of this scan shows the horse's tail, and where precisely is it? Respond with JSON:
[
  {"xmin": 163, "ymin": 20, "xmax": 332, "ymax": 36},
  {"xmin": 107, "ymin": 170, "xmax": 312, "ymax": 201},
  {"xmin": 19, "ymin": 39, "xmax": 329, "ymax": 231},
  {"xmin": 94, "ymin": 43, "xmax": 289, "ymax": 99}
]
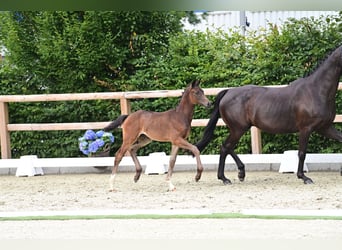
[
  {"xmin": 104, "ymin": 115, "xmax": 129, "ymax": 131},
  {"xmin": 195, "ymin": 89, "xmax": 228, "ymax": 152}
]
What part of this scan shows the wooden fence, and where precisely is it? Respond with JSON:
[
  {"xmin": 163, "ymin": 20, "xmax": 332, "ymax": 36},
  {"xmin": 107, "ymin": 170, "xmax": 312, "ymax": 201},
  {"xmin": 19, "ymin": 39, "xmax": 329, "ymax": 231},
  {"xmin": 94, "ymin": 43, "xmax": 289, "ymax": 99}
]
[{"xmin": 1, "ymin": 84, "xmax": 342, "ymax": 159}]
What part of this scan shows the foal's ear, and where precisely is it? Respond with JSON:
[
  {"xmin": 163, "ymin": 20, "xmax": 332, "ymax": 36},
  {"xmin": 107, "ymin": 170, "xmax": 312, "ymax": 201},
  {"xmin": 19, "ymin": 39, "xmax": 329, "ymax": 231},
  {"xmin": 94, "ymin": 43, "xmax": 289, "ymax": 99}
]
[{"xmin": 191, "ymin": 79, "xmax": 201, "ymax": 88}]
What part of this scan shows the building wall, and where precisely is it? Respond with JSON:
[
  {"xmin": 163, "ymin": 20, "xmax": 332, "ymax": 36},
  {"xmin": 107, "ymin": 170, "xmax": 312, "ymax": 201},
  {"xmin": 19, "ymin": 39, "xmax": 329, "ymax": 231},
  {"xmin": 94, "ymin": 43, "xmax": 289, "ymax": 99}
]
[{"xmin": 183, "ymin": 11, "xmax": 339, "ymax": 34}]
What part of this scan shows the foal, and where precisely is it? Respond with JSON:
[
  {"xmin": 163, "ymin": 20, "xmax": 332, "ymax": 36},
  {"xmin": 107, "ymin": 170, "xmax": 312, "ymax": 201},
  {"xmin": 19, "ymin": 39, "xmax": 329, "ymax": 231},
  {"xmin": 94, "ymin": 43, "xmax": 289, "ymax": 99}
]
[{"xmin": 104, "ymin": 80, "xmax": 210, "ymax": 191}]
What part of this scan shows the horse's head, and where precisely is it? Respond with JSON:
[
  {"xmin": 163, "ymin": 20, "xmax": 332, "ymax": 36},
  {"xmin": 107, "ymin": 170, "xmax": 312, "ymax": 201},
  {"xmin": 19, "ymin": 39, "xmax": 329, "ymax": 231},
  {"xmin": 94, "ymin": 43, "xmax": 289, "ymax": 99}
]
[{"xmin": 188, "ymin": 80, "xmax": 211, "ymax": 108}]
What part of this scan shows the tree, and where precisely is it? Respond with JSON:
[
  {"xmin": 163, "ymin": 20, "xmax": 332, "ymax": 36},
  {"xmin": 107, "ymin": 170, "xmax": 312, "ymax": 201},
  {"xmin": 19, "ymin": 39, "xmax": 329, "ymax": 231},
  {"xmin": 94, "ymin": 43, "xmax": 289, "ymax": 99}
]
[{"xmin": 0, "ymin": 11, "xmax": 187, "ymax": 158}]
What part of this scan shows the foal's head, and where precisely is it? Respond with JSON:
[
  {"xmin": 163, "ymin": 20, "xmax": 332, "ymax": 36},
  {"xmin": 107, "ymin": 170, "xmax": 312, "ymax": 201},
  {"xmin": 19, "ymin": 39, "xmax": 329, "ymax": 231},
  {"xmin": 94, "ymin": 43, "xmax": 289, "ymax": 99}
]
[{"xmin": 187, "ymin": 80, "xmax": 211, "ymax": 108}]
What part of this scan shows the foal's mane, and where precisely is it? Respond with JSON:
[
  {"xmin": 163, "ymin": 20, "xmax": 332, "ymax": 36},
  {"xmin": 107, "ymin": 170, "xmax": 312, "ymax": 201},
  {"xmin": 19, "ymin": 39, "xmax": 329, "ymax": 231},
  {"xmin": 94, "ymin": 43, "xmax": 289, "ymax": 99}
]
[{"xmin": 304, "ymin": 44, "xmax": 342, "ymax": 77}]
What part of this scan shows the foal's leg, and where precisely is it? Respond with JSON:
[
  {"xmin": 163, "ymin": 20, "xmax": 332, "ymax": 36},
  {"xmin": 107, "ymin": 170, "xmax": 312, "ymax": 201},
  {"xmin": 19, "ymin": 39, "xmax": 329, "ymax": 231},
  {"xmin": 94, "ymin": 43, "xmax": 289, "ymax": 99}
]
[
  {"xmin": 165, "ymin": 145, "xmax": 179, "ymax": 191},
  {"xmin": 174, "ymin": 138, "xmax": 204, "ymax": 182},
  {"xmin": 297, "ymin": 129, "xmax": 313, "ymax": 184},
  {"xmin": 129, "ymin": 135, "xmax": 152, "ymax": 183},
  {"xmin": 109, "ymin": 134, "xmax": 139, "ymax": 191},
  {"xmin": 109, "ymin": 144, "xmax": 130, "ymax": 191}
]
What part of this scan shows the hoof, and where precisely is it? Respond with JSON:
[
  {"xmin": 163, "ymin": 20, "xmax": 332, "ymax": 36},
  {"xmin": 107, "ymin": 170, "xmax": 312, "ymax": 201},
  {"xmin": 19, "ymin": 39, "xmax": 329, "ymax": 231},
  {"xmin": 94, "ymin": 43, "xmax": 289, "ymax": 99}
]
[
  {"xmin": 218, "ymin": 175, "xmax": 232, "ymax": 185},
  {"xmin": 222, "ymin": 179, "xmax": 232, "ymax": 185},
  {"xmin": 238, "ymin": 172, "xmax": 245, "ymax": 182},
  {"xmin": 134, "ymin": 172, "xmax": 142, "ymax": 183},
  {"xmin": 195, "ymin": 175, "xmax": 201, "ymax": 182},
  {"xmin": 168, "ymin": 187, "xmax": 176, "ymax": 192},
  {"xmin": 304, "ymin": 178, "xmax": 314, "ymax": 184},
  {"xmin": 298, "ymin": 174, "xmax": 314, "ymax": 184}
]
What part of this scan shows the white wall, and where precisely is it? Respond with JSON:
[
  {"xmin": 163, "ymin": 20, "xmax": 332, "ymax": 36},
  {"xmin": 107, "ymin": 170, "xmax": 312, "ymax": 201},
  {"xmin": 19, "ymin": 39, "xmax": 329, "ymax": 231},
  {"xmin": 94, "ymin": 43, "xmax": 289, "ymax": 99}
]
[{"xmin": 183, "ymin": 11, "xmax": 339, "ymax": 34}]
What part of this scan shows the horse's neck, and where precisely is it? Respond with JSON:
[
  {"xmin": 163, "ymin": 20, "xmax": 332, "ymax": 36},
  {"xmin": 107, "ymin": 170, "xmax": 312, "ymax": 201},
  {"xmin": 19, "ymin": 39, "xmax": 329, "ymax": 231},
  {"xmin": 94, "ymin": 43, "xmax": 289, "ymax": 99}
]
[
  {"xmin": 176, "ymin": 92, "xmax": 195, "ymax": 123},
  {"xmin": 310, "ymin": 50, "xmax": 342, "ymax": 96}
]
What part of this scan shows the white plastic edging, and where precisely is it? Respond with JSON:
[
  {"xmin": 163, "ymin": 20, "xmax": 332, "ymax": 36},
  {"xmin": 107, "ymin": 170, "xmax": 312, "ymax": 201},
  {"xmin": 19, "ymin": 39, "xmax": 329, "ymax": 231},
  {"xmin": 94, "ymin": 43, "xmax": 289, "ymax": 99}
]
[{"xmin": 0, "ymin": 153, "xmax": 341, "ymax": 173}]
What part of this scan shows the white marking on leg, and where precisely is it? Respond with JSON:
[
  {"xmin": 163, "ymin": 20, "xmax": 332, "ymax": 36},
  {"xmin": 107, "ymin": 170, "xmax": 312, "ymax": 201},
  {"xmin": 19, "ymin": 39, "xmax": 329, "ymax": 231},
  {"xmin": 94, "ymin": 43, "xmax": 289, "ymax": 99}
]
[
  {"xmin": 167, "ymin": 180, "xmax": 175, "ymax": 191},
  {"xmin": 109, "ymin": 174, "xmax": 116, "ymax": 191}
]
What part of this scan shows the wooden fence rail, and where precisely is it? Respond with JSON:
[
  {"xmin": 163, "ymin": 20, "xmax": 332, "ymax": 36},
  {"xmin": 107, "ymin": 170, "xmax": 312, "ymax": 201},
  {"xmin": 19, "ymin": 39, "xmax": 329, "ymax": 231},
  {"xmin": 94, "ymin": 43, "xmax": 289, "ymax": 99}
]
[{"xmin": 1, "ymin": 84, "xmax": 342, "ymax": 159}]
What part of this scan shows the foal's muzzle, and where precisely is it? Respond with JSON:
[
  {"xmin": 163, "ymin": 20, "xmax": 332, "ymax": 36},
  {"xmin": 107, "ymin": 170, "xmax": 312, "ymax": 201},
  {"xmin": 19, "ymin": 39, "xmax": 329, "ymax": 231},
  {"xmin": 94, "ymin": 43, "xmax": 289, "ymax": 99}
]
[{"xmin": 204, "ymin": 101, "xmax": 212, "ymax": 108}]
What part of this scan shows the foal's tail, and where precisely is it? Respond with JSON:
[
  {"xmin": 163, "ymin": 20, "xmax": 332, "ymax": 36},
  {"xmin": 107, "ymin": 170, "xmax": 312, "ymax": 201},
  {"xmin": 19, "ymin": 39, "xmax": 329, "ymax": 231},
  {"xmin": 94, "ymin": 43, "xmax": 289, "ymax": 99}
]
[
  {"xmin": 104, "ymin": 115, "xmax": 129, "ymax": 131},
  {"xmin": 195, "ymin": 89, "xmax": 228, "ymax": 152}
]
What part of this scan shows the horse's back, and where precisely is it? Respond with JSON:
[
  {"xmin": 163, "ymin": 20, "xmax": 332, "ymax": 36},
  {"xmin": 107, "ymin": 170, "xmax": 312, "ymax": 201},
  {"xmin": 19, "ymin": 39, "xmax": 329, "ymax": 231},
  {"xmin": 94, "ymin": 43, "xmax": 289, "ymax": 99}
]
[{"xmin": 220, "ymin": 85, "xmax": 299, "ymax": 133}]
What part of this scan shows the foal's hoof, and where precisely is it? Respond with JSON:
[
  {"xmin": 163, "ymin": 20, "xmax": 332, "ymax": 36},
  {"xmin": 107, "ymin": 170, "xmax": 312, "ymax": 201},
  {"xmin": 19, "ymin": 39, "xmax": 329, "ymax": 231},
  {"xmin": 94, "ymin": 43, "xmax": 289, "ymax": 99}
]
[
  {"xmin": 134, "ymin": 175, "xmax": 141, "ymax": 183},
  {"xmin": 195, "ymin": 174, "xmax": 202, "ymax": 182}
]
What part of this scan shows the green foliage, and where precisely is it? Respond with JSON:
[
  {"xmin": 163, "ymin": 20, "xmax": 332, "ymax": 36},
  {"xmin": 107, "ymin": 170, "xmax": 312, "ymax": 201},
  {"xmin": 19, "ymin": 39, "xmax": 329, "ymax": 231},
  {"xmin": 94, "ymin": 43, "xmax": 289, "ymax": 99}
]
[
  {"xmin": 1, "ymin": 11, "xmax": 342, "ymax": 158},
  {"xmin": 0, "ymin": 11, "xmax": 185, "ymax": 158},
  {"xmin": 130, "ymin": 13, "xmax": 342, "ymax": 155}
]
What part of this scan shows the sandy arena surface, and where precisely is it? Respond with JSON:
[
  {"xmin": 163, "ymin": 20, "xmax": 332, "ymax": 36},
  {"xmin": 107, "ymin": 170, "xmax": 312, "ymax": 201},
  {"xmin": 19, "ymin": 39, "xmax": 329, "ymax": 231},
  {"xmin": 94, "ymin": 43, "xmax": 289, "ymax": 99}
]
[{"xmin": 0, "ymin": 171, "xmax": 341, "ymax": 240}]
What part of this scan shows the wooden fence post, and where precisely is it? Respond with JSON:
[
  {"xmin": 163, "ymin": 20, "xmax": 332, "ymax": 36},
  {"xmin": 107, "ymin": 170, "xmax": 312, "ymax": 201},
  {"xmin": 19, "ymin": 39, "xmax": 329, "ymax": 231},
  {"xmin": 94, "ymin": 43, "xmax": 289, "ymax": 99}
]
[
  {"xmin": 120, "ymin": 98, "xmax": 131, "ymax": 115},
  {"xmin": 120, "ymin": 97, "xmax": 131, "ymax": 156},
  {"xmin": 0, "ymin": 102, "xmax": 11, "ymax": 159},
  {"xmin": 251, "ymin": 126, "xmax": 262, "ymax": 154}
]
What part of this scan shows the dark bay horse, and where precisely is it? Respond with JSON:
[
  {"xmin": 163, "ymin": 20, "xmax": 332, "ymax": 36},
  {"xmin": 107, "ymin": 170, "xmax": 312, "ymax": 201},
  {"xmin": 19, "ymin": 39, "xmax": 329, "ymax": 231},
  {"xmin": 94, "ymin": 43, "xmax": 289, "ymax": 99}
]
[
  {"xmin": 196, "ymin": 45, "xmax": 342, "ymax": 185},
  {"xmin": 104, "ymin": 80, "xmax": 210, "ymax": 191}
]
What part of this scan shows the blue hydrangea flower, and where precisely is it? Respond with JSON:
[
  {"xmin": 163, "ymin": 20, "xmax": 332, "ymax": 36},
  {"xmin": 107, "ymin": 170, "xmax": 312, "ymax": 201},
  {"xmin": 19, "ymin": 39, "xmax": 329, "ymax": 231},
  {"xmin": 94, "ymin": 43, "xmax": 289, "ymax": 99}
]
[
  {"xmin": 96, "ymin": 138, "xmax": 105, "ymax": 148},
  {"xmin": 103, "ymin": 132, "xmax": 115, "ymax": 143},
  {"xmin": 81, "ymin": 148, "xmax": 89, "ymax": 155},
  {"xmin": 96, "ymin": 130, "xmax": 104, "ymax": 138},
  {"xmin": 88, "ymin": 141, "xmax": 100, "ymax": 153},
  {"xmin": 79, "ymin": 141, "xmax": 88, "ymax": 150},
  {"xmin": 78, "ymin": 129, "xmax": 114, "ymax": 156},
  {"xmin": 84, "ymin": 130, "xmax": 97, "ymax": 140}
]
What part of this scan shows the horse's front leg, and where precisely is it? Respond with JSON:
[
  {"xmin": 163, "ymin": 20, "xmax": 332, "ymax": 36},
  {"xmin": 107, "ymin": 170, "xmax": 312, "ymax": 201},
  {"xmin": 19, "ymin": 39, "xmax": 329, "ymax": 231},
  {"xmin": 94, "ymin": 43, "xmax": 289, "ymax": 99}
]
[
  {"xmin": 166, "ymin": 145, "xmax": 179, "ymax": 191},
  {"xmin": 192, "ymin": 146, "xmax": 204, "ymax": 182},
  {"xmin": 297, "ymin": 130, "xmax": 313, "ymax": 184},
  {"xmin": 175, "ymin": 138, "xmax": 204, "ymax": 182}
]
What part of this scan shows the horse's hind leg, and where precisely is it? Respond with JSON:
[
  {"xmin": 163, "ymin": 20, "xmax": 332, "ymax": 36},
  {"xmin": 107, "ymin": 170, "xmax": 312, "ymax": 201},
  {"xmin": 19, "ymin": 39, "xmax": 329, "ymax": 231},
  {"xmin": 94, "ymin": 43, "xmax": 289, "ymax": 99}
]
[
  {"xmin": 129, "ymin": 135, "xmax": 152, "ymax": 183},
  {"xmin": 166, "ymin": 145, "xmax": 179, "ymax": 191},
  {"xmin": 218, "ymin": 129, "xmax": 246, "ymax": 185},
  {"xmin": 109, "ymin": 145, "xmax": 129, "ymax": 191},
  {"xmin": 318, "ymin": 125, "xmax": 342, "ymax": 142},
  {"xmin": 109, "ymin": 132, "xmax": 140, "ymax": 191}
]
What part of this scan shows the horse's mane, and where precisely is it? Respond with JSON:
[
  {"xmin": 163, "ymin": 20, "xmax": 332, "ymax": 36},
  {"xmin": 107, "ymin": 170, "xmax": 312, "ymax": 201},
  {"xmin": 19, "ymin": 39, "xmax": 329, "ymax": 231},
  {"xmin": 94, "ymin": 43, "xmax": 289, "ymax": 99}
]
[
  {"xmin": 303, "ymin": 44, "xmax": 342, "ymax": 77},
  {"xmin": 175, "ymin": 86, "xmax": 191, "ymax": 111}
]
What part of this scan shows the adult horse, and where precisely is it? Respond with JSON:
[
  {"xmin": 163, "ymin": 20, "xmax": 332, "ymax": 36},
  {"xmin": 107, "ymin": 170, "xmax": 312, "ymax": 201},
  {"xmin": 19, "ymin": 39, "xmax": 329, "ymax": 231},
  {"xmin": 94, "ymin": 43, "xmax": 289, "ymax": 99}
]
[
  {"xmin": 196, "ymin": 45, "xmax": 342, "ymax": 185},
  {"xmin": 104, "ymin": 80, "xmax": 210, "ymax": 191}
]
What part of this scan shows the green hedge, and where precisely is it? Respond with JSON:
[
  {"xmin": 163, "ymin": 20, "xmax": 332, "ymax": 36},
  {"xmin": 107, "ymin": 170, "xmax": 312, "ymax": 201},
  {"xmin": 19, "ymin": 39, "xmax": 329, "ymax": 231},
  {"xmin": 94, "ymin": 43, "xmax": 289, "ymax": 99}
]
[{"xmin": 130, "ymin": 14, "xmax": 342, "ymax": 156}]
